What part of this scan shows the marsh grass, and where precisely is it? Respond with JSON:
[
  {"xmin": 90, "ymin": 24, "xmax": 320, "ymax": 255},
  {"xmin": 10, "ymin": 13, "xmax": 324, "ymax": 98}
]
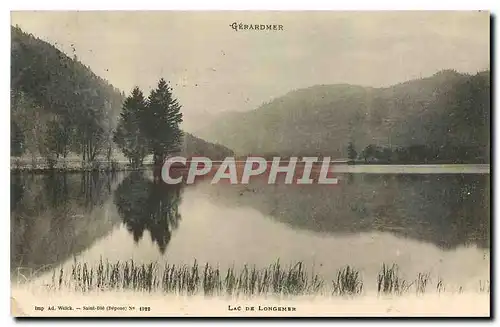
[
  {"xmin": 35, "ymin": 259, "xmax": 488, "ymax": 298},
  {"xmin": 332, "ymin": 266, "xmax": 363, "ymax": 296},
  {"xmin": 58, "ymin": 259, "xmax": 325, "ymax": 297},
  {"xmin": 415, "ymin": 272, "xmax": 431, "ymax": 295},
  {"xmin": 479, "ymin": 280, "xmax": 490, "ymax": 293},
  {"xmin": 377, "ymin": 264, "xmax": 412, "ymax": 295},
  {"xmin": 14, "ymin": 265, "xmax": 54, "ymax": 283},
  {"xmin": 436, "ymin": 277, "xmax": 445, "ymax": 293}
]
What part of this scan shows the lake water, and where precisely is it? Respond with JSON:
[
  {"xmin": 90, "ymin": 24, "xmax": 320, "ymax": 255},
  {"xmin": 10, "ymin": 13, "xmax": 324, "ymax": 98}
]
[{"xmin": 10, "ymin": 166, "xmax": 490, "ymax": 292}]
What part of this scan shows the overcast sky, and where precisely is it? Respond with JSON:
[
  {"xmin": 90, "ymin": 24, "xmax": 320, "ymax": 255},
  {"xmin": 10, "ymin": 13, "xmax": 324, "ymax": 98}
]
[{"xmin": 11, "ymin": 11, "xmax": 490, "ymax": 130}]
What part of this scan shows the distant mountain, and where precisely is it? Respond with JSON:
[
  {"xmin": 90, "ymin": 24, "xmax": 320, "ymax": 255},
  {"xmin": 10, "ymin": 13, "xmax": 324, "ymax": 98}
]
[
  {"xmin": 195, "ymin": 70, "xmax": 490, "ymax": 162},
  {"xmin": 181, "ymin": 133, "xmax": 234, "ymax": 160}
]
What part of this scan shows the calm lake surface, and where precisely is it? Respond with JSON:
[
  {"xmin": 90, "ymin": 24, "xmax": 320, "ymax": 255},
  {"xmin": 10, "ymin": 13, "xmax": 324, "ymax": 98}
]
[{"xmin": 11, "ymin": 166, "xmax": 490, "ymax": 291}]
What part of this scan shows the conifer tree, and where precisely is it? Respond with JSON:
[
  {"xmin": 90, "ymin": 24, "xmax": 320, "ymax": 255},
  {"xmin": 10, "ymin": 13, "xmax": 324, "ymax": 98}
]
[
  {"xmin": 143, "ymin": 78, "xmax": 183, "ymax": 166},
  {"xmin": 113, "ymin": 87, "xmax": 148, "ymax": 168}
]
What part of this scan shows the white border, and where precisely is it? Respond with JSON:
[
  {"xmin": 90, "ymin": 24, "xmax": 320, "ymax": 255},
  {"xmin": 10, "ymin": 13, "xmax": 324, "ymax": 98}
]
[
  {"xmin": 2, "ymin": 1, "xmax": 498, "ymax": 326},
  {"xmin": 4, "ymin": 1, "xmax": 500, "ymax": 10}
]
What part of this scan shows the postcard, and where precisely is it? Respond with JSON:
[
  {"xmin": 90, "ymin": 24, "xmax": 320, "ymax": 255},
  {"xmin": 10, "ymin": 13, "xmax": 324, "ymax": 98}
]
[{"xmin": 10, "ymin": 10, "xmax": 490, "ymax": 317}]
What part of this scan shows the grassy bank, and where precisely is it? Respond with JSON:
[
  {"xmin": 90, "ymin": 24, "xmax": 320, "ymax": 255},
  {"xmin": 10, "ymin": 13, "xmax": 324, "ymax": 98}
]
[
  {"xmin": 10, "ymin": 157, "xmax": 152, "ymax": 173},
  {"xmin": 22, "ymin": 259, "xmax": 489, "ymax": 297}
]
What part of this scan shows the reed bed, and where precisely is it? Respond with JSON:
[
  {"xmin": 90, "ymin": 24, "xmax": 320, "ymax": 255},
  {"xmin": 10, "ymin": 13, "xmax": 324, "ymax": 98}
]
[
  {"xmin": 332, "ymin": 265, "xmax": 363, "ymax": 296},
  {"xmin": 377, "ymin": 263, "xmax": 412, "ymax": 295},
  {"xmin": 37, "ymin": 259, "xmax": 488, "ymax": 298}
]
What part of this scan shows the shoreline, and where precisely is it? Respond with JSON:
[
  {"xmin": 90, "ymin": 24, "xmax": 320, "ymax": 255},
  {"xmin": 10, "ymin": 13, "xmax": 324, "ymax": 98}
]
[
  {"xmin": 10, "ymin": 167, "xmax": 149, "ymax": 173},
  {"xmin": 10, "ymin": 163, "xmax": 491, "ymax": 174}
]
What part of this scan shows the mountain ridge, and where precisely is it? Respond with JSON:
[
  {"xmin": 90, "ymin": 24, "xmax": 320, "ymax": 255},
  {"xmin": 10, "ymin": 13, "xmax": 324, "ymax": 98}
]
[{"xmin": 194, "ymin": 69, "xmax": 490, "ymax": 162}]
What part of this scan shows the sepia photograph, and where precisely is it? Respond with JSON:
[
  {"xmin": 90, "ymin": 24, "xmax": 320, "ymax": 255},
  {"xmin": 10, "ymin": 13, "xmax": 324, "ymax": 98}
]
[{"xmin": 9, "ymin": 10, "xmax": 490, "ymax": 318}]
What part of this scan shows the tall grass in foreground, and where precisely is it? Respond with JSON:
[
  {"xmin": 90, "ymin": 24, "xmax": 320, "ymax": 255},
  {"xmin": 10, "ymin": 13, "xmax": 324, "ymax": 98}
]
[
  {"xmin": 332, "ymin": 266, "xmax": 363, "ymax": 296},
  {"xmin": 54, "ymin": 259, "xmax": 324, "ymax": 297},
  {"xmin": 34, "ymin": 259, "xmax": 489, "ymax": 297},
  {"xmin": 377, "ymin": 264, "xmax": 412, "ymax": 295}
]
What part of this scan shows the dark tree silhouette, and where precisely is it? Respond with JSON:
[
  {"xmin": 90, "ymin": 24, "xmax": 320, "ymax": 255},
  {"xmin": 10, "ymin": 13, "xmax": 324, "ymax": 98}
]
[
  {"xmin": 142, "ymin": 79, "xmax": 183, "ymax": 168},
  {"xmin": 347, "ymin": 142, "xmax": 357, "ymax": 161},
  {"xmin": 114, "ymin": 172, "xmax": 183, "ymax": 254},
  {"xmin": 113, "ymin": 87, "xmax": 149, "ymax": 168}
]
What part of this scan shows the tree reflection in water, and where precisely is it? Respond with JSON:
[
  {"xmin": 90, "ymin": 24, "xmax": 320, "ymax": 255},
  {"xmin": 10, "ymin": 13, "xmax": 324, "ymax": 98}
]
[
  {"xmin": 10, "ymin": 172, "xmax": 117, "ymax": 274},
  {"xmin": 114, "ymin": 172, "xmax": 183, "ymax": 254}
]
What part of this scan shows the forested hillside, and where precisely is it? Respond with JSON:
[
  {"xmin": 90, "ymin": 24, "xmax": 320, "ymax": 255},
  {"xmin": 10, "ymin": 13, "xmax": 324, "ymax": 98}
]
[
  {"xmin": 181, "ymin": 133, "xmax": 234, "ymax": 160},
  {"xmin": 195, "ymin": 70, "xmax": 490, "ymax": 163},
  {"xmin": 11, "ymin": 25, "xmax": 124, "ymax": 163},
  {"xmin": 11, "ymin": 26, "xmax": 234, "ymax": 168}
]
